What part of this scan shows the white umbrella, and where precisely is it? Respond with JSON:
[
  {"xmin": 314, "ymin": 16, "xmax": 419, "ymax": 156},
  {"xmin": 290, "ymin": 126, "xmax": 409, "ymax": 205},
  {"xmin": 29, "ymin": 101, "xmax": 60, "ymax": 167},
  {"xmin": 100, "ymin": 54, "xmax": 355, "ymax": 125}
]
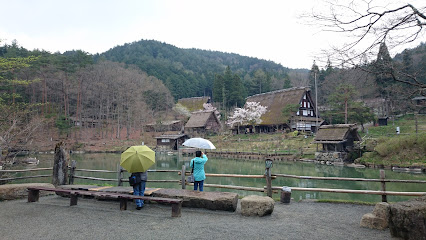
[{"xmin": 182, "ymin": 138, "xmax": 216, "ymax": 150}]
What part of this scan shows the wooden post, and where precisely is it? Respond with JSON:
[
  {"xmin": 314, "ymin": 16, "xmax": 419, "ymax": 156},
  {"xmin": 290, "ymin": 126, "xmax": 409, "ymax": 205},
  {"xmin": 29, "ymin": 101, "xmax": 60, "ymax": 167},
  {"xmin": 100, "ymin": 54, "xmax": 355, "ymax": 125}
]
[
  {"xmin": 70, "ymin": 191, "xmax": 78, "ymax": 206},
  {"xmin": 265, "ymin": 158, "xmax": 273, "ymax": 198},
  {"xmin": 69, "ymin": 160, "xmax": 76, "ymax": 185},
  {"xmin": 28, "ymin": 189, "xmax": 40, "ymax": 202},
  {"xmin": 52, "ymin": 142, "xmax": 69, "ymax": 186},
  {"xmin": 120, "ymin": 198, "xmax": 127, "ymax": 210},
  {"xmin": 181, "ymin": 165, "xmax": 186, "ymax": 189},
  {"xmin": 380, "ymin": 169, "xmax": 387, "ymax": 202},
  {"xmin": 171, "ymin": 202, "xmax": 182, "ymax": 217},
  {"xmin": 117, "ymin": 164, "xmax": 123, "ymax": 186}
]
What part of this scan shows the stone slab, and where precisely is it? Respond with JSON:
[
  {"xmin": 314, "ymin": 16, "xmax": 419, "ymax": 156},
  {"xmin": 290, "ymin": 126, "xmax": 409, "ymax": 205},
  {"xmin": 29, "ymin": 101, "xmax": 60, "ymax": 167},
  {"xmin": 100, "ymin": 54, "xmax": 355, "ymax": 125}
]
[
  {"xmin": 0, "ymin": 183, "xmax": 55, "ymax": 200},
  {"xmin": 152, "ymin": 188, "xmax": 238, "ymax": 211}
]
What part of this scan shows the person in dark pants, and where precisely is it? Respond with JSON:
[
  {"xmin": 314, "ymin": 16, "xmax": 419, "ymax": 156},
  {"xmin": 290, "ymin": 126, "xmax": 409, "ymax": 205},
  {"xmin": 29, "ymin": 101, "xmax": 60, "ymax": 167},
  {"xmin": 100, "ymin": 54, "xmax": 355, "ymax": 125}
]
[
  {"xmin": 131, "ymin": 171, "xmax": 147, "ymax": 210},
  {"xmin": 190, "ymin": 151, "xmax": 208, "ymax": 191}
]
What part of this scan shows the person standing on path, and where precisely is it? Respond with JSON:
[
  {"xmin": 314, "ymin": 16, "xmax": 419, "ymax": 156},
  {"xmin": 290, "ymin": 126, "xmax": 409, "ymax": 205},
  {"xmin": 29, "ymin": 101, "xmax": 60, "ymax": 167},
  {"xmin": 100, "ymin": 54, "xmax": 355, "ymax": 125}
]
[
  {"xmin": 131, "ymin": 171, "xmax": 147, "ymax": 210},
  {"xmin": 190, "ymin": 151, "xmax": 208, "ymax": 191}
]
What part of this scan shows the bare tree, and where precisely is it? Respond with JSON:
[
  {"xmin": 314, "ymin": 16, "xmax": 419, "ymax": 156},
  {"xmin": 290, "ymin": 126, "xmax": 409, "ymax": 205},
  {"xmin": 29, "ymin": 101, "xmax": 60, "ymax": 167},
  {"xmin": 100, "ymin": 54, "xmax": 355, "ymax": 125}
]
[{"xmin": 307, "ymin": 0, "xmax": 426, "ymax": 94}]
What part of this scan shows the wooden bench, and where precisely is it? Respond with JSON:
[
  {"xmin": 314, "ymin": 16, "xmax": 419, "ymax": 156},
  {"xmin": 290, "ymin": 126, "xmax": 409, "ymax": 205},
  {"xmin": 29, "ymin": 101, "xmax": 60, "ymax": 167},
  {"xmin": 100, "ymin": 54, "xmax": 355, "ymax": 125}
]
[{"xmin": 27, "ymin": 187, "xmax": 183, "ymax": 217}]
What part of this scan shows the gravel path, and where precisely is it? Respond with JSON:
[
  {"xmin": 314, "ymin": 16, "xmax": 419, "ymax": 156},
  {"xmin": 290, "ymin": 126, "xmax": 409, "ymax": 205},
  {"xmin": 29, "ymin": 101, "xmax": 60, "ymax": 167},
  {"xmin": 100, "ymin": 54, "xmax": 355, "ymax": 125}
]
[{"xmin": 0, "ymin": 195, "xmax": 394, "ymax": 240}]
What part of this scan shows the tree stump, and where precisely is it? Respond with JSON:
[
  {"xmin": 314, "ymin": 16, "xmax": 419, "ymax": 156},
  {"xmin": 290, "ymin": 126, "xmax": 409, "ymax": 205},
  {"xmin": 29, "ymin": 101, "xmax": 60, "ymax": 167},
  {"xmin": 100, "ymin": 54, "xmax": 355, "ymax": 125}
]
[{"xmin": 52, "ymin": 142, "xmax": 69, "ymax": 186}]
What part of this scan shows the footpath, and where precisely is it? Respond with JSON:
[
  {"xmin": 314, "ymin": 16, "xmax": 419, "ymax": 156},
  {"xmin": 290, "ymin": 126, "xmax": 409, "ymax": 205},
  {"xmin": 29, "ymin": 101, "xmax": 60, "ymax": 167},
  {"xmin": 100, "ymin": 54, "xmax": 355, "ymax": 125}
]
[{"xmin": 0, "ymin": 194, "xmax": 393, "ymax": 240}]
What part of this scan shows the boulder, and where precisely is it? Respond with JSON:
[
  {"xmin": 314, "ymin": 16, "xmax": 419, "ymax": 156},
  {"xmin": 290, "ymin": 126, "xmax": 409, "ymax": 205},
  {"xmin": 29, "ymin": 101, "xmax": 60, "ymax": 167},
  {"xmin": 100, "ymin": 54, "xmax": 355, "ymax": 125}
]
[
  {"xmin": 360, "ymin": 202, "xmax": 390, "ymax": 230},
  {"xmin": 0, "ymin": 183, "xmax": 55, "ymax": 200},
  {"xmin": 389, "ymin": 195, "xmax": 426, "ymax": 240},
  {"xmin": 360, "ymin": 213, "xmax": 388, "ymax": 230},
  {"xmin": 241, "ymin": 195, "xmax": 274, "ymax": 217},
  {"xmin": 152, "ymin": 188, "xmax": 238, "ymax": 211}
]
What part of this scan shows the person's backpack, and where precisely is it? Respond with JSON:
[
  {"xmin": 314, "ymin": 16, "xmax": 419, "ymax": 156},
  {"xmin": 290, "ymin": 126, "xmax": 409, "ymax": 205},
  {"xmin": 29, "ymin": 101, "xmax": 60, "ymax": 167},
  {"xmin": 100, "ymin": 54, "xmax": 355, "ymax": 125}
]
[{"xmin": 129, "ymin": 173, "xmax": 142, "ymax": 186}]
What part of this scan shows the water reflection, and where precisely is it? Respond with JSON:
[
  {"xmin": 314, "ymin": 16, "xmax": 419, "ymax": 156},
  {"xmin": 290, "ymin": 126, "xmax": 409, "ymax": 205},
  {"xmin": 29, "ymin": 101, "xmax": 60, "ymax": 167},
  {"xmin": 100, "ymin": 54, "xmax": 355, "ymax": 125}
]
[{"xmin": 9, "ymin": 153, "xmax": 426, "ymax": 203}]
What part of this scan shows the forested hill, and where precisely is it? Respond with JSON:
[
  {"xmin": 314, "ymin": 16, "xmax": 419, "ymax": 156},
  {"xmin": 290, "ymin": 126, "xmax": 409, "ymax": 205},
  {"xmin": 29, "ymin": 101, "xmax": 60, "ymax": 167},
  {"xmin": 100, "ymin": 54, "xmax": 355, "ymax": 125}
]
[{"xmin": 97, "ymin": 39, "xmax": 295, "ymax": 100}]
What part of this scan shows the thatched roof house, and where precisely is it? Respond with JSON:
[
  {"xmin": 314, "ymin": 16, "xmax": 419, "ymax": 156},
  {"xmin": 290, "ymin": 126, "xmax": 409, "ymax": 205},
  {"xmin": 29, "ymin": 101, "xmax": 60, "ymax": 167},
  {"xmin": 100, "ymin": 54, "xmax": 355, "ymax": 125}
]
[
  {"xmin": 313, "ymin": 124, "xmax": 361, "ymax": 162},
  {"xmin": 313, "ymin": 124, "xmax": 361, "ymax": 152},
  {"xmin": 177, "ymin": 97, "xmax": 210, "ymax": 112},
  {"xmin": 184, "ymin": 110, "xmax": 221, "ymax": 136},
  {"xmin": 245, "ymin": 87, "xmax": 323, "ymax": 133}
]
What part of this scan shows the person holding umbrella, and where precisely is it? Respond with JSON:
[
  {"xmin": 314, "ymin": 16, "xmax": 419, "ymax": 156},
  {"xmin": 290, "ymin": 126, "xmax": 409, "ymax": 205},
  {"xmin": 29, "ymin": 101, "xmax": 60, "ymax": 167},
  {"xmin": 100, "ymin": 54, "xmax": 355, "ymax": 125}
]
[
  {"xmin": 120, "ymin": 145, "xmax": 155, "ymax": 210},
  {"xmin": 130, "ymin": 171, "xmax": 147, "ymax": 210},
  {"xmin": 190, "ymin": 151, "xmax": 208, "ymax": 191}
]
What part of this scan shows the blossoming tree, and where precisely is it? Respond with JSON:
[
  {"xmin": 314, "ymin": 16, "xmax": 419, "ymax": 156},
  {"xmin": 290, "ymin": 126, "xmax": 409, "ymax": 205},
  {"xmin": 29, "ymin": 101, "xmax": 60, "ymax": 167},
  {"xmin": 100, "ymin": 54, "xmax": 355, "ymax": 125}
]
[{"xmin": 226, "ymin": 102, "xmax": 268, "ymax": 134}]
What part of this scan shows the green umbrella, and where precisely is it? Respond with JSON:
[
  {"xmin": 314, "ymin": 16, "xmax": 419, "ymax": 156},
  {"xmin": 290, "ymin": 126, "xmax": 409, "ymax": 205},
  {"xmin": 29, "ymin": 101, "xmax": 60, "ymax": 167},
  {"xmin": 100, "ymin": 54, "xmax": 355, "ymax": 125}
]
[{"xmin": 120, "ymin": 145, "xmax": 155, "ymax": 173}]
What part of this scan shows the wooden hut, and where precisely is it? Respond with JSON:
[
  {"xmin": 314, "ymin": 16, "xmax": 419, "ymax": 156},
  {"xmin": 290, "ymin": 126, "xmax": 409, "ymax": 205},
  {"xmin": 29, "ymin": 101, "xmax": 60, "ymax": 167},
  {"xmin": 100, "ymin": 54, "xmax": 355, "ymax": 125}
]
[
  {"xmin": 154, "ymin": 134, "xmax": 188, "ymax": 151},
  {"xmin": 244, "ymin": 87, "xmax": 323, "ymax": 133},
  {"xmin": 184, "ymin": 110, "xmax": 221, "ymax": 136},
  {"xmin": 313, "ymin": 124, "xmax": 361, "ymax": 162}
]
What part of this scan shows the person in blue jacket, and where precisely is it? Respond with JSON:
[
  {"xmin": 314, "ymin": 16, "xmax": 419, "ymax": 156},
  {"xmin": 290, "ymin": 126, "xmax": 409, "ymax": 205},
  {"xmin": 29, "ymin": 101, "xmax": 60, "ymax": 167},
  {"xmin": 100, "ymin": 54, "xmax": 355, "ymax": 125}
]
[{"xmin": 190, "ymin": 151, "xmax": 208, "ymax": 191}]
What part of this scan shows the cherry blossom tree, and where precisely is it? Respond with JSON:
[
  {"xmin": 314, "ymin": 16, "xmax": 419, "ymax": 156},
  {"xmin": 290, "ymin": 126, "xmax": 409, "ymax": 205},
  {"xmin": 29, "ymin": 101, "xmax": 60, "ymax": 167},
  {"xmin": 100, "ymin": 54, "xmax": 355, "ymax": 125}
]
[{"xmin": 226, "ymin": 102, "xmax": 268, "ymax": 134}]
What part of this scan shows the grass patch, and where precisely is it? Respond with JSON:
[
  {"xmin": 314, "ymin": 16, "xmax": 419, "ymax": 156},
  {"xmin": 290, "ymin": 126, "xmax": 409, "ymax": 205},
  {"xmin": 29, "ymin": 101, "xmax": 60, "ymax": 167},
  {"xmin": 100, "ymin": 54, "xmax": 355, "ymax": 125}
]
[{"xmin": 358, "ymin": 134, "xmax": 426, "ymax": 167}]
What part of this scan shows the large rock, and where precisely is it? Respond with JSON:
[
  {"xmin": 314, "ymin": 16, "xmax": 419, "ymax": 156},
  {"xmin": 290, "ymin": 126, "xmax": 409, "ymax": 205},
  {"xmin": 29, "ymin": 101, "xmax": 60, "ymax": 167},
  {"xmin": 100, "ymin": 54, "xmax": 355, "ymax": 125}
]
[
  {"xmin": 0, "ymin": 183, "xmax": 55, "ymax": 200},
  {"xmin": 241, "ymin": 195, "xmax": 274, "ymax": 217},
  {"xmin": 152, "ymin": 188, "xmax": 238, "ymax": 211},
  {"xmin": 389, "ymin": 195, "xmax": 426, "ymax": 240},
  {"xmin": 360, "ymin": 202, "xmax": 390, "ymax": 230}
]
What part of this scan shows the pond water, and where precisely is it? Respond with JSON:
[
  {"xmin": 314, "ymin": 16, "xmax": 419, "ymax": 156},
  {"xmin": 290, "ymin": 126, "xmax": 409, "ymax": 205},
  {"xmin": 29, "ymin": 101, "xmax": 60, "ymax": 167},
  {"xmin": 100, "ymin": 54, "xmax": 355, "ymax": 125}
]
[{"xmin": 9, "ymin": 153, "xmax": 426, "ymax": 203}]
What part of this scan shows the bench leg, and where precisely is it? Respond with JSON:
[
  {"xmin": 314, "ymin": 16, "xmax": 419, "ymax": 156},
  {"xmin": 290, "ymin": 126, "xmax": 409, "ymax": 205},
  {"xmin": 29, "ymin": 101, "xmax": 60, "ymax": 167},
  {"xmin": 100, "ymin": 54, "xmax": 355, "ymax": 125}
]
[
  {"xmin": 28, "ymin": 189, "xmax": 40, "ymax": 202},
  {"xmin": 120, "ymin": 198, "xmax": 127, "ymax": 210},
  {"xmin": 171, "ymin": 202, "xmax": 182, "ymax": 217},
  {"xmin": 70, "ymin": 192, "xmax": 78, "ymax": 206}
]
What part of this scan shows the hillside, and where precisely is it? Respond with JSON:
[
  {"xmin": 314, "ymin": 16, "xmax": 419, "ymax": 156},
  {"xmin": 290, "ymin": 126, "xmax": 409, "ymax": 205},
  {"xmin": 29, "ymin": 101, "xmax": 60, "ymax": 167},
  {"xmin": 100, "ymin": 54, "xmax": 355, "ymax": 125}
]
[{"xmin": 98, "ymin": 39, "xmax": 307, "ymax": 100}]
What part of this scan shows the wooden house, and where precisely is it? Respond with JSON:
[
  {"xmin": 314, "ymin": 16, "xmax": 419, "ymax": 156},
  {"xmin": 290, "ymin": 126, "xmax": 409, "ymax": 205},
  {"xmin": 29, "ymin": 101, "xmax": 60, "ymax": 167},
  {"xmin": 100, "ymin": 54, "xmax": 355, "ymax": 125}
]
[
  {"xmin": 154, "ymin": 134, "xmax": 188, "ymax": 151},
  {"xmin": 313, "ymin": 124, "xmax": 361, "ymax": 162},
  {"xmin": 184, "ymin": 110, "xmax": 221, "ymax": 136},
  {"xmin": 244, "ymin": 87, "xmax": 323, "ymax": 133}
]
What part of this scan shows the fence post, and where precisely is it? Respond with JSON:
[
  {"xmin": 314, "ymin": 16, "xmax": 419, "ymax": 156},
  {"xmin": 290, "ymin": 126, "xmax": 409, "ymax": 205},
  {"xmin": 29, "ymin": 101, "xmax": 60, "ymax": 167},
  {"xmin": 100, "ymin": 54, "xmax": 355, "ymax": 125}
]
[
  {"xmin": 69, "ymin": 160, "xmax": 76, "ymax": 185},
  {"xmin": 181, "ymin": 165, "xmax": 186, "ymax": 189},
  {"xmin": 117, "ymin": 164, "xmax": 123, "ymax": 186},
  {"xmin": 265, "ymin": 158, "xmax": 273, "ymax": 198},
  {"xmin": 380, "ymin": 169, "xmax": 387, "ymax": 202}
]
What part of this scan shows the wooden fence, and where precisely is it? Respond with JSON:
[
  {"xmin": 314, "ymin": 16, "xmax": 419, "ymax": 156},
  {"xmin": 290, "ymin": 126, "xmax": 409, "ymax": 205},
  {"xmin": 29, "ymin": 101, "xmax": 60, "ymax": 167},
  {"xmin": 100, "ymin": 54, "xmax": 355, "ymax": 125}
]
[{"xmin": 1, "ymin": 162, "xmax": 426, "ymax": 202}]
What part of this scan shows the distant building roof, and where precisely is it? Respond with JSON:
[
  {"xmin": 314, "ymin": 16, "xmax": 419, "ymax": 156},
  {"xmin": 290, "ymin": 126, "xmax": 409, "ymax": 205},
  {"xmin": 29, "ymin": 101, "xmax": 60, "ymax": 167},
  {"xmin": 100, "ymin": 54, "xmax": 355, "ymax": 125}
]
[
  {"xmin": 185, "ymin": 111, "xmax": 218, "ymax": 128},
  {"xmin": 313, "ymin": 124, "xmax": 361, "ymax": 143},
  {"xmin": 154, "ymin": 134, "xmax": 187, "ymax": 140},
  {"xmin": 145, "ymin": 120, "xmax": 182, "ymax": 126},
  {"xmin": 177, "ymin": 97, "xmax": 210, "ymax": 112}
]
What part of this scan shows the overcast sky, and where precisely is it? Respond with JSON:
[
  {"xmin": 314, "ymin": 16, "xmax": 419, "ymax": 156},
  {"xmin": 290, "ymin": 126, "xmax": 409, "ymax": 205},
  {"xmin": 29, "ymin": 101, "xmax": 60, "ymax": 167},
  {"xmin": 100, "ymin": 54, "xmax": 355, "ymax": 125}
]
[{"xmin": 0, "ymin": 0, "xmax": 424, "ymax": 69}]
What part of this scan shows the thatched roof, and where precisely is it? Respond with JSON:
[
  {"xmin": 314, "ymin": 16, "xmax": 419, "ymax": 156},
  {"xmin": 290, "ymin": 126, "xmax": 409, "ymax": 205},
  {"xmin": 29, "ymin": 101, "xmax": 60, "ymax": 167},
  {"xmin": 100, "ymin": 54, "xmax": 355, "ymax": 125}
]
[
  {"xmin": 246, "ymin": 87, "xmax": 310, "ymax": 125},
  {"xmin": 185, "ymin": 111, "xmax": 217, "ymax": 128},
  {"xmin": 145, "ymin": 120, "xmax": 181, "ymax": 127},
  {"xmin": 177, "ymin": 97, "xmax": 210, "ymax": 112},
  {"xmin": 313, "ymin": 124, "xmax": 361, "ymax": 143}
]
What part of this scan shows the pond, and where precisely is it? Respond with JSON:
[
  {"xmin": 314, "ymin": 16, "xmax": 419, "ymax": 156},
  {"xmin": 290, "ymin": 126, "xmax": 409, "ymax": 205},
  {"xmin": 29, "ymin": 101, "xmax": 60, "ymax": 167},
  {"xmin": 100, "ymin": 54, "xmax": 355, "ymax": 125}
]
[{"xmin": 8, "ymin": 153, "xmax": 426, "ymax": 203}]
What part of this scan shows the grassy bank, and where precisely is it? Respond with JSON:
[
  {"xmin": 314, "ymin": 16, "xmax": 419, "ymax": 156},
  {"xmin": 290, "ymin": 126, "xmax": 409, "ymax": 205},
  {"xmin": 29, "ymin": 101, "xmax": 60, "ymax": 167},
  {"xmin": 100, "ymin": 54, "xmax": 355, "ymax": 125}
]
[
  {"xmin": 357, "ymin": 114, "xmax": 426, "ymax": 168},
  {"xmin": 207, "ymin": 114, "xmax": 426, "ymax": 168},
  {"xmin": 208, "ymin": 132, "xmax": 317, "ymax": 158}
]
